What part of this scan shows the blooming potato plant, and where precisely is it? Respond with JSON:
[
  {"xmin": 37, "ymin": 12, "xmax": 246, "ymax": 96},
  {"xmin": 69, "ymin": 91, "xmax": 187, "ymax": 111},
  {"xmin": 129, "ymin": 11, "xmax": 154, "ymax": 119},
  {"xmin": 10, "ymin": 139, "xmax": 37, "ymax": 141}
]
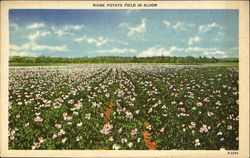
[{"xmin": 8, "ymin": 64, "xmax": 238, "ymax": 150}]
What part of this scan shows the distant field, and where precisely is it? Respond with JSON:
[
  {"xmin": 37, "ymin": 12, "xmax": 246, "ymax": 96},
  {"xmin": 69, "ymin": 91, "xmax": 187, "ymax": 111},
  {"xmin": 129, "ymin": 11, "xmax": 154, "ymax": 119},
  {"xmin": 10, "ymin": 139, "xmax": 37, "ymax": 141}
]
[
  {"xmin": 9, "ymin": 62, "xmax": 239, "ymax": 67},
  {"xmin": 201, "ymin": 63, "xmax": 239, "ymax": 66},
  {"xmin": 9, "ymin": 62, "xmax": 72, "ymax": 66}
]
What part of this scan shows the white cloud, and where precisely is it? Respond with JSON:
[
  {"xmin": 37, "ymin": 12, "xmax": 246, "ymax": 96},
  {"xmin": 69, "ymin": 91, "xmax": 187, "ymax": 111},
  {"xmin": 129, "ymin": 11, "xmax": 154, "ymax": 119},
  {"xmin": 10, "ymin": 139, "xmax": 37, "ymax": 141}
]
[
  {"xmin": 221, "ymin": 47, "xmax": 238, "ymax": 58},
  {"xmin": 55, "ymin": 29, "xmax": 73, "ymax": 37},
  {"xmin": 96, "ymin": 48, "xmax": 137, "ymax": 53},
  {"xmin": 10, "ymin": 43, "xmax": 68, "ymax": 52},
  {"xmin": 64, "ymin": 25, "xmax": 84, "ymax": 31},
  {"xmin": 199, "ymin": 22, "xmax": 219, "ymax": 33},
  {"xmin": 203, "ymin": 47, "xmax": 238, "ymax": 58},
  {"xmin": 117, "ymin": 41, "xmax": 129, "ymax": 46},
  {"xmin": 138, "ymin": 45, "xmax": 229, "ymax": 57},
  {"xmin": 185, "ymin": 46, "xmax": 203, "ymax": 52},
  {"xmin": 188, "ymin": 36, "xmax": 201, "ymax": 45},
  {"xmin": 203, "ymin": 50, "xmax": 226, "ymax": 56},
  {"xmin": 169, "ymin": 46, "xmax": 184, "ymax": 52},
  {"xmin": 9, "ymin": 51, "xmax": 36, "ymax": 57},
  {"xmin": 74, "ymin": 36, "xmax": 109, "ymax": 47},
  {"xmin": 185, "ymin": 46, "xmax": 217, "ymax": 52},
  {"xmin": 74, "ymin": 37, "xmax": 84, "ymax": 42},
  {"xmin": 27, "ymin": 31, "xmax": 50, "ymax": 41},
  {"xmin": 118, "ymin": 22, "xmax": 128, "ymax": 28},
  {"xmin": 127, "ymin": 18, "xmax": 146, "ymax": 36},
  {"xmin": 22, "ymin": 31, "xmax": 66, "ymax": 53},
  {"xmin": 31, "ymin": 44, "xmax": 68, "ymax": 51},
  {"xmin": 51, "ymin": 26, "xmax": 74, "ymax": 37},
  {"xmin": 10, "ymin": 23, "xmax": 19, "ymax": 30},
  {"xmin": 49, "ymin": 25, "xmax": 84, "ymax": 37},
  {"xmin": 163, "ymin": 21, "xmax": 194, "ymax": 30},
  {"xmin": 173, "ymin": 22, "xmax": 187, "ymax": 30},
  {"xmin": 26, "ymin": 22, "xmax": 45, "ymax": 29},
  {"xmin": 163, "ymin": 20, "xmax": 171, "ymax": 27},
  {"xmin": 215, "ymin": 32, "xmax": 225, "ymax": 41},
  {"xmin": 118, "ymin": 18, "xmax": 146, "ymax": 37},
  {"xmin": 118, "ymin": 18, "xmax": 146, "ymax": 36},
  {"xmin": 10, "ymin": 43, "xmax": 30, "ymax": 51},
  {"xmin": 138, "ymin": 45, "xmax": 183, "ymax": 57},
  {"xmin": 75, "ymin": 36, "xmax": 128, "ymax": 46},
  {"xmin": 138, "ymin": 45, "xmax": 230, "ymax": 58}
]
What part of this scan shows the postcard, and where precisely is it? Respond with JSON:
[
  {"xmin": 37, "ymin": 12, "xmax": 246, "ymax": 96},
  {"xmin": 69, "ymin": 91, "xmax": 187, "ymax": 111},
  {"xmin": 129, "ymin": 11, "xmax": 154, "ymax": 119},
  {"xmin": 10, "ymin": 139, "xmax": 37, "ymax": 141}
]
[{"xmin": 0, "ymin": 1, "xmax": 249, "ymax": 157}]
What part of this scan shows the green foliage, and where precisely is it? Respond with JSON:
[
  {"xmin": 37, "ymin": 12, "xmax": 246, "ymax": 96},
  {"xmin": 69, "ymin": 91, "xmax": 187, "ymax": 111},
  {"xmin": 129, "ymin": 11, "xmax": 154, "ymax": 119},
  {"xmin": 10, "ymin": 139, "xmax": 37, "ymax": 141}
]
[
  {"xmin": 9, "ymin": 55, "xmax": 239, "ymax": 65},
  {"xmin": 8, "ymin": 64, "xmax": 238, "ymax": 150}
]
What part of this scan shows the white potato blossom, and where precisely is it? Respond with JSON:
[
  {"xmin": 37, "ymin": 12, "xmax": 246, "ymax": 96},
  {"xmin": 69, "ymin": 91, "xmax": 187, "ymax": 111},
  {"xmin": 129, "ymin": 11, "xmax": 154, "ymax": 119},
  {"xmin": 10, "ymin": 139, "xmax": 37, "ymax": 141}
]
[
  {"xmin": 62, "ymin": 137, "xmax": 67, "ymax": 143},
  {"xmin": 128, "ymin": 142, "xmax": 133, "ymax": 148},
  {"xmin": 195, "ymin": 139, "xmax": 201, "ymax": 146},
  {"xmin": 112, "ymin": 144, "xmax": 120, "ymax": 150}
]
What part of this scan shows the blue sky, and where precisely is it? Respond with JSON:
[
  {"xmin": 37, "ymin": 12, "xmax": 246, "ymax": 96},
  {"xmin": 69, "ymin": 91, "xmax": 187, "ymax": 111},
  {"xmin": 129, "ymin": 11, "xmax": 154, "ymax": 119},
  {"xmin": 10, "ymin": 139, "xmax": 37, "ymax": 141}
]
[{"xmin": 9, "ymin": 9, "xmax": 238, "ymax": 58}]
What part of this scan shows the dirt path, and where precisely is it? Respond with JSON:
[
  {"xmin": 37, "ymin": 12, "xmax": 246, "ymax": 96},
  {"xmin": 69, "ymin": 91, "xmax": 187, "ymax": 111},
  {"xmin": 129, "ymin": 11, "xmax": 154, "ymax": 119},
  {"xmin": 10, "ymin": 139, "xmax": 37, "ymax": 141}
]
[
  {"xmin": 103, "ymin": 102, "xmax": 157, "ymax": 150},
  {"xmin": 143, "ymin": 122, "xmax": 157, "ymax": 150},
  {"xmin": 104, "ymin": 101, "xmax": 114, "ymax": 122}
]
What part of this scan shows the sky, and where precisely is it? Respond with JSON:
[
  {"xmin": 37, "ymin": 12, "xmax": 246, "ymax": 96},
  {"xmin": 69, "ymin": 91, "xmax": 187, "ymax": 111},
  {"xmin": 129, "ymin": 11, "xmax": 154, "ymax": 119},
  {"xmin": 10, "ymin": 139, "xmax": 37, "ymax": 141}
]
[{"xmin": 9, "ymin": 9, "xmax": 238, "ymax": 58}]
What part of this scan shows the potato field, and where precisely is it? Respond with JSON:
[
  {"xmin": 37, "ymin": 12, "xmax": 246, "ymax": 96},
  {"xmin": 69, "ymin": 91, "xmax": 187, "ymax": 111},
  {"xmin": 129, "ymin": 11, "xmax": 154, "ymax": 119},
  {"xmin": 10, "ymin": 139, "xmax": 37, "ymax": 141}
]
[{"xmin": 8, "ymin": 64, "xmax": 239, "ymax": 150}]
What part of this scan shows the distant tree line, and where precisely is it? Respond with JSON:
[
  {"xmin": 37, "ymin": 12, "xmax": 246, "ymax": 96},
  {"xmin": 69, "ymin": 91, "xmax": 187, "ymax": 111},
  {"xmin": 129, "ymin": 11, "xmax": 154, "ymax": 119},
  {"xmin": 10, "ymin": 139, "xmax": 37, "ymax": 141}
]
[{"xmin": 9, "ymin": 56, "xmax": 239, "ymax": 64}]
